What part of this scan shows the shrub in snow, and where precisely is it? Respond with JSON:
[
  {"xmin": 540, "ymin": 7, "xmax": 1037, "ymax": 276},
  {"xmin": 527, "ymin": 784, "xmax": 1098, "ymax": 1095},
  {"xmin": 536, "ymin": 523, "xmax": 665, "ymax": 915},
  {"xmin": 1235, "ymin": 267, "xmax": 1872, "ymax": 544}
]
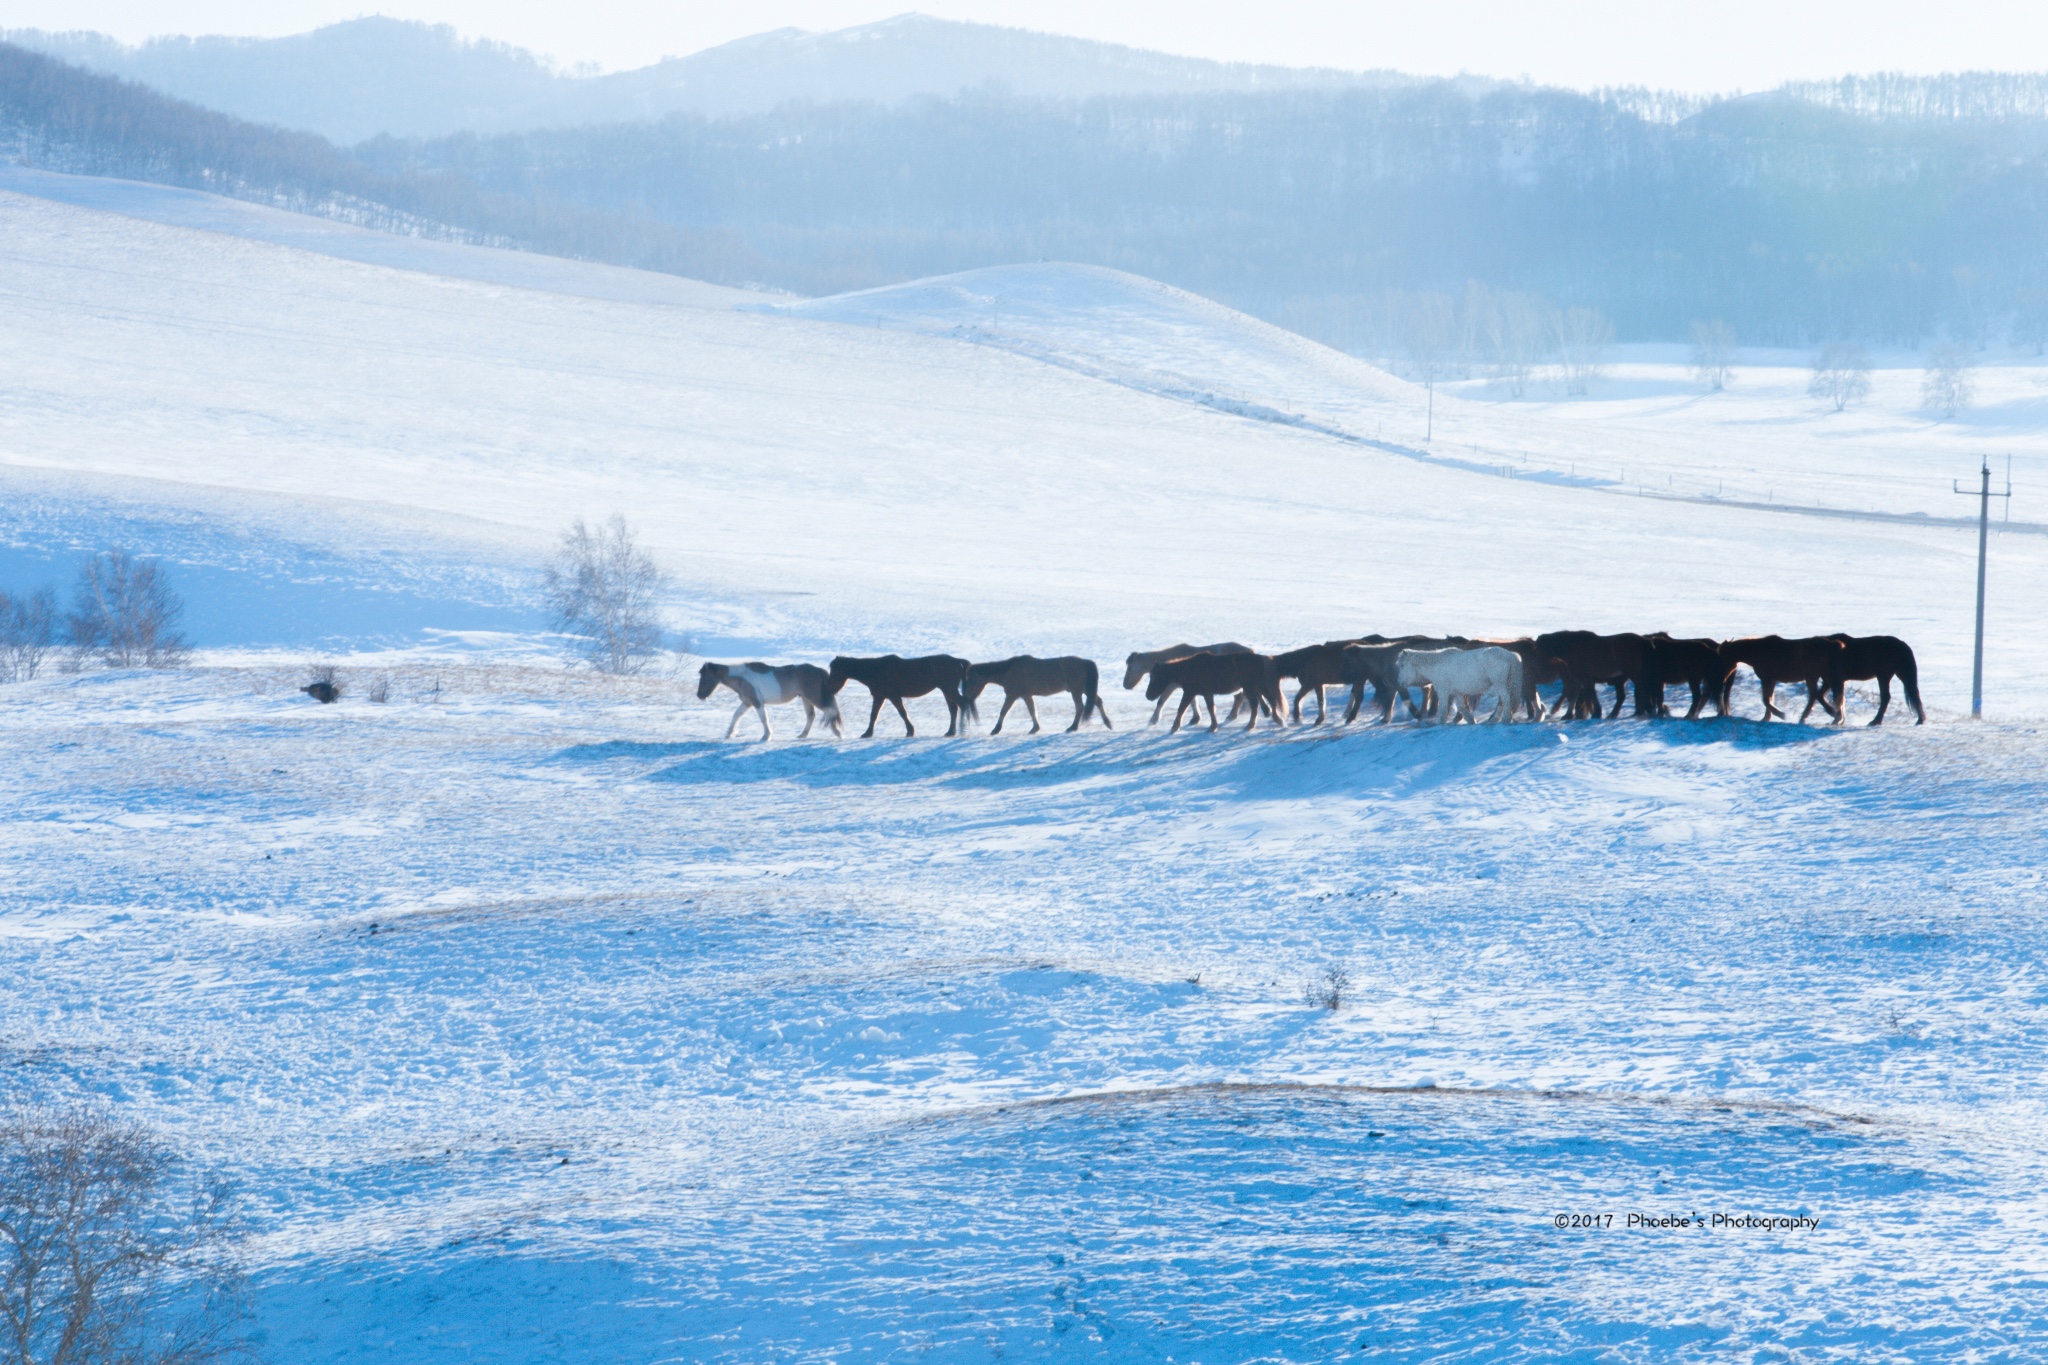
[
  {"xmin": 1689, "ymin": 320, "xmax": 1737, "ymax": 391},
  {"xmin": 1303, "ymin": 965, "xmax": 1352, "ymax": 1011},
  {"xmin": 1921, "ymin": 342, "xmax": 1976, "ymax": 419},
  {"xmin": 65, "ymin": 550, "xmax": 190, "ymax": 670},
  {"xmin": 0, "ymin": 1106, "xmax": 251, "ymax": 1364},
  {"xmin": 0, "ymin": 586, "xmax": 57, "ymax": 682},
  {"xmin": 365, "ymin": 674, "xmax": 391, "ymax": 703},
  {"xmin": 542, "ymin": 515, "xmax": 670, "ymax": 675},
  {"xmin": 1807, "ymin": 343, "xmax": 1872, "ymax": 412},
  {"xmin": 301, "ymin": 663, "xmax": 343, "ymax": 704}
]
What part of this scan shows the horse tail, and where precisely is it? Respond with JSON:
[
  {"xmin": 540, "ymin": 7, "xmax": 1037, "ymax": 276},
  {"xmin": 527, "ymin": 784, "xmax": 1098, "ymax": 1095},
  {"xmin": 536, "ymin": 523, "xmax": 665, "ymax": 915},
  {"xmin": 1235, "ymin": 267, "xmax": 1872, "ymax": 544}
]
[
  {"xmin": 1507, "ymin": 653, "xmax": 1525, "ymax": 722},
  {"xmin": 816, "ymin": 680, "xmax": 844, "ymax": 733},
  {"xmin": 1898, "ymin": 644, "xmax": 1925, "ymax": 721},
  {"xmin": 955, "ymin": 659, "xmax": 975, "ymax": 724}
]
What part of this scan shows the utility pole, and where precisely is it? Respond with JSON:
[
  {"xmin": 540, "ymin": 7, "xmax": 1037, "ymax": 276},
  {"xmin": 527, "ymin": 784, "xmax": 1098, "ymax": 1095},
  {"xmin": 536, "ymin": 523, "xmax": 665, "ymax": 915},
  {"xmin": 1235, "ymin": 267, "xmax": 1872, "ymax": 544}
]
[{"xmin": 1952, "ymin": 457, "xmax": 2013, "ymax": 718}]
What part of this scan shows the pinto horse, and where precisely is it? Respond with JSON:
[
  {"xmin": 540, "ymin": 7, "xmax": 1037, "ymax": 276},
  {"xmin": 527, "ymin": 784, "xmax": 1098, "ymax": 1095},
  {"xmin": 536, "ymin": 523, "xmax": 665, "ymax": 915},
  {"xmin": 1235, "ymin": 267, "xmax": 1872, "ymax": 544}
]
[
  {"xmin": 1147, "ymin": 652, "xmax": 1282, "ymax": 733},
  {"xmin": 1823, "ymin": 634, "xmax": 1925, "ymax": 725},
  {"xmin": 697, "ymin": 662, "xmax": 842, "ymax": 740},
  {"xmin": 827, "ymin": 654, "xmax": 971, "ymax": 737},
  {"xmin": 965, "ymin": 656, "xmax": 1112, "ymax": 734},
  {"xmin": 1717, "ymin": 636, "xmax": 1846, "ymax": 723}
]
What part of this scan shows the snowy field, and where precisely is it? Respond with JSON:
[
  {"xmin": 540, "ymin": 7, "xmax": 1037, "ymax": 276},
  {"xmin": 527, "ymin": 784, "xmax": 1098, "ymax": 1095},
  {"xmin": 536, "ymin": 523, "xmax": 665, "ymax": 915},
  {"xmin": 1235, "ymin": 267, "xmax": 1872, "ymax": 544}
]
[{"xmin": 2, "ymin": 175, "xmax": 2046, "ymax": 1360}]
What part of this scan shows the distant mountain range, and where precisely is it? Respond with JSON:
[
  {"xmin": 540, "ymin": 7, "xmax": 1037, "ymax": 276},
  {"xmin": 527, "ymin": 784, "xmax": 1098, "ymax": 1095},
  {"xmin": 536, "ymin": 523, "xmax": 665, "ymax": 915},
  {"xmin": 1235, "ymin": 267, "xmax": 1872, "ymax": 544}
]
[{"xmin": 0, "ymin": 14, "xmax": 1425, "ymax": 143}]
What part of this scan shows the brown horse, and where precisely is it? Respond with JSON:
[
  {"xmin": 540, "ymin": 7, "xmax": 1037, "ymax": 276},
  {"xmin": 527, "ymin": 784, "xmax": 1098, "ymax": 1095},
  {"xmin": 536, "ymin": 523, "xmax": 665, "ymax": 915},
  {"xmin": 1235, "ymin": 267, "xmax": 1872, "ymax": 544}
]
[
  {"xmin": 1823, "ymin": 634, "xmax": 1925, "ymax": 725},
  {"xmin": 964, "ymin": 656, "xmax": 1111, "ymax": 734},
  {"xmin": 826, "ymin": 654, "xmax": 971, "ymax": 737},
  {"xmin": 1340, "ymin": 641, "xmax": 1432, "ymax": 724},
  {"xmin": 1536, "ymin": 631, "xmax": 1655, "ymax": 718},
  {"xmin": 1272, "ymin": 641, "xmax": 1370, "ymax": 724},
  {"xmin": 1717, "ymin": 636, "xmax": 1846, "ymax": 723},
  {"xmin": 1484, "ymin": 638, "xmax": 1568, "ymax": 721},
  {"xmin": 1147, "ymin": 652, "xmax": 1282, "ymax": 733},
  {"xmin": 1641, "ymin": 634, "xmax": 1728, "ymax": 720},
  {"xmin": 1123, "ymin": 642, "xmax": 1262, "ymax": 725}
]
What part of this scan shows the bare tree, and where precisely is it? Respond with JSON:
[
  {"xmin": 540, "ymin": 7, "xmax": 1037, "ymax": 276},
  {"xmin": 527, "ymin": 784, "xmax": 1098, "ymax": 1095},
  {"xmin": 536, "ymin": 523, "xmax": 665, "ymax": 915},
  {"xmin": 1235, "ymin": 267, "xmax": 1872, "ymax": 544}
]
[
  {"xmin": 1480, "ymin": 289, "xmax": 1552, "ymax": 398},
  {"xmin": 1302, "ymin": 965, "xmax": 1352, "ymax": 1011},
  {"xmin": 1921, "ymin": 341, "xmax": 1976, "ymax": 419},
  {"xmin": 66, "ymin": 552, "xmax": 190, "ymax": 670},
  {"xmin": 1555, "ymin": 305, "xmax": 1613, "ymax": 397},
  {"xmin": 0, "ymin": 1107, "xmax": 250, "ymax": 1365},
  {"xmin": 1689, "ymin": 320, "xmax": 1737, "ymax": 390},
  {"xmin": 0, "ymin": 588, "xmax": 57, "ymax": 683},
  {"xmin": 542, "ymin": 515, "xmax": 670, "ymax": 675},
  {"xmin": 1808, "ymin": 342, "xmax": 1873, "ymax": 412}
]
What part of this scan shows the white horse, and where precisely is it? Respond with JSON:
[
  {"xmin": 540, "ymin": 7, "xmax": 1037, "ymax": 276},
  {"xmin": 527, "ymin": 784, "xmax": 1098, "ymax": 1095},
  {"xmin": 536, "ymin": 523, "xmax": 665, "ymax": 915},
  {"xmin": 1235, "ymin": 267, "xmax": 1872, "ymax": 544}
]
[
  {"xmin": 1394, "ymin": 646, "xmax": 1525, "ymax": 724},
  {"xmin": 696, "ymin": 662, "xmax": 842, "ymax": 740}
]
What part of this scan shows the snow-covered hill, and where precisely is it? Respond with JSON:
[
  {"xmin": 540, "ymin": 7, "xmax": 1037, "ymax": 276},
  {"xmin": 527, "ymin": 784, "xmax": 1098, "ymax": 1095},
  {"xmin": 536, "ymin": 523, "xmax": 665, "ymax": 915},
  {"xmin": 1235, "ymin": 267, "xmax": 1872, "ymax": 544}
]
[{"xmin": 2, "ymin": 176, "xmax": 2047, "ymax": 1361}]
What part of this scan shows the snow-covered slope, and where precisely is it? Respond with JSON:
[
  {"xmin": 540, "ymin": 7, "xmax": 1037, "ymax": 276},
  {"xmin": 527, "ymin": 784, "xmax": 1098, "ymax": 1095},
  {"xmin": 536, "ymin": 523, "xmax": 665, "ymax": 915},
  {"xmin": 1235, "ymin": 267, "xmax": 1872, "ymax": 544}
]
[
  {"xmin": 764, "ymin": 261, "xmax": 1413, "ymax": 431},
  {"xmin": 4, "ymin": 185, "xmax": 2041, "ymax": 704},
  {"xmin": 0, "ymin": 165, "xmax": 774, "ymax": 309},
  {"xmin": 2, "ymin": 663, "xmax": 2043, "ymax": 1360}
]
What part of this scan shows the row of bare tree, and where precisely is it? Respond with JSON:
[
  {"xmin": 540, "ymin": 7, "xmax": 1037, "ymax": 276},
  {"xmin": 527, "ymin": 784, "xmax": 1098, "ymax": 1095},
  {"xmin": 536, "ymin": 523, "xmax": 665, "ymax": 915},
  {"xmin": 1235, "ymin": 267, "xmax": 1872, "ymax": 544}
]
[{"xmin": 0, "ymin": 551, "xmax": 190, "ymax": 684}]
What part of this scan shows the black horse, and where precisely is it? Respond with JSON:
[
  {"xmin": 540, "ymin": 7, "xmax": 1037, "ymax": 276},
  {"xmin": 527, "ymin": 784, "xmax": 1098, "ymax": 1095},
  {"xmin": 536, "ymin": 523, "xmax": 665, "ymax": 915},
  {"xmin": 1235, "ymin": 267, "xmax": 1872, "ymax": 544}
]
[
  {"xmin": 1824, "ymin": 634, "xmax": 1925, "ymax": 725},
  {"xmin": 1641, "ymin": 634, "xmax": 1729, "ymax": 720},
  {"xmin": 826, "ymin": 654, "xmax": 971, "ymax": 737}
]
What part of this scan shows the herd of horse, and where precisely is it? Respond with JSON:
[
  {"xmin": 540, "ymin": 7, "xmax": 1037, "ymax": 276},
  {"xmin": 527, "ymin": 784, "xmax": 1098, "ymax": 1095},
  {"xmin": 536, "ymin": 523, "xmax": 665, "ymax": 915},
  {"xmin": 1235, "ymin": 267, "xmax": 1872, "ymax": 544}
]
[{"xmin": 695, "ymin": 632, "xmax": 1925, "ymax": 740}]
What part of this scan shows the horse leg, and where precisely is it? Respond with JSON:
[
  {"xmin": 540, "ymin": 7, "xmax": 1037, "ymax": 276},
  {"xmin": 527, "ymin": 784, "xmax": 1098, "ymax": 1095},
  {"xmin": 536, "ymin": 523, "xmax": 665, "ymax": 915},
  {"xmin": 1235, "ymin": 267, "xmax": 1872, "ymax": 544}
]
[
  {"xmin": 798, "ymin": 699, "xmax": 816, "ymax": 738},
  {"xmin": 756, "ymin": 700, "xmax": 773, "ymax": 741},
  {"xmin": 1797, "ymin": 682, "xmax": 1819, "ymax": 724},
  {"xmin": 1149, "ymin": 692, "xmax": 1170, "ymax": 725},
  {"xmin": 1024, "ymin": 695, "xmax": 1042, "ymax": 734},
  {"xmin": 1168, "ymin": 691, "xmax": 1190, "ymax": 734},
  {"xmin": 993, "ymin": 692, "xmax": 1018, "ymax": 735},
  {"xmin": 1870, "ymin": 675, "xmax": 1891, "ymax": 726},
  {"xmin": 725, "ymin": 699, "xmax": 748, "ymax": 739},
  {"xmin": 890, "ymin": 695, "xmax": 916, "ymax": 737},
  {"xmin": 1066, "ymin": 689, "xmax": 1086, "ymax": 732},
  {"xmin": 1759, "ymin": 679, "xmax": 1781, "ymax": 720},
  {"xmin": 863, "ymin": 695, "xmax": 885, "ymax": 738}
]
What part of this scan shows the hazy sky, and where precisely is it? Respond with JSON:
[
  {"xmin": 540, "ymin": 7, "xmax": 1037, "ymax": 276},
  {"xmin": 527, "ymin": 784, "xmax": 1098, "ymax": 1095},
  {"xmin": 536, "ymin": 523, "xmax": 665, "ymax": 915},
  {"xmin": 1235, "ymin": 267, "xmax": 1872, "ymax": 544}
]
[{"xmin": 5, "ymin": 1, "xmax": 2046, "ymax": 91}]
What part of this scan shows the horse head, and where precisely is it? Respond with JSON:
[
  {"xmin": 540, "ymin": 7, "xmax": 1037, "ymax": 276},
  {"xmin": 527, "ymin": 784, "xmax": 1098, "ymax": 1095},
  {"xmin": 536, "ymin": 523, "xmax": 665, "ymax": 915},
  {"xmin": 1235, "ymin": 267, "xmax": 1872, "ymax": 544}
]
[{"xmin": 695, "ymin": 662, "xmax": 726, "ymax": 700}]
